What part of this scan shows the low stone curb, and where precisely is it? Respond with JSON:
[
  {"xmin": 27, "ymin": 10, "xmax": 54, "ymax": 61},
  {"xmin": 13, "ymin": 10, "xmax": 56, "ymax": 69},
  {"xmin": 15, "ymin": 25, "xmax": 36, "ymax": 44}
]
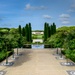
[
  {"xmin": 60, "ymin": 62, "xmax": 75, "ymax": 66},
  {"xmin": 0, "ymin": 71, "xmax": 6, "ymax": 75},
  {"xmin": 55, "ymin": 57, "xmax": 65, "ymax": 60},
  {"xmin": 67, "ymin": 70, "xmax": 75, "ymax": 75},
  {"xmin": 0, "ymin": 62, "xmax": 14, "ymax": 66}
]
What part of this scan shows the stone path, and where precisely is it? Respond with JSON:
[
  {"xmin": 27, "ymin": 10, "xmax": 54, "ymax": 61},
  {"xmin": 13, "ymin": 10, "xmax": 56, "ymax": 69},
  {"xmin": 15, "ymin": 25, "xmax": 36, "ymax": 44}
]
[{"xmin": 0, "ymin": 48, "xmax": 75, "ymax": 75}]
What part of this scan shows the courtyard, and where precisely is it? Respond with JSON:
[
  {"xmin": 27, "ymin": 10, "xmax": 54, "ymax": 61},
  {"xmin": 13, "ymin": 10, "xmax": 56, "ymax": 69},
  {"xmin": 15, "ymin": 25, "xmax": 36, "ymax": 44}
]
[{"xmin": 0, "ymin": 48, "xmax": 75, "ymax": 75}]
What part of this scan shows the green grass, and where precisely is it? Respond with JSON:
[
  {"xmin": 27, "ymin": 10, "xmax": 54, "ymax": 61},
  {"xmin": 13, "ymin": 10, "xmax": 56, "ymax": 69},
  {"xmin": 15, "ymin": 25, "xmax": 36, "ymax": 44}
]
[{"xmin": 32, "ymin": 34, "xmax": 43, "ymax": 39}]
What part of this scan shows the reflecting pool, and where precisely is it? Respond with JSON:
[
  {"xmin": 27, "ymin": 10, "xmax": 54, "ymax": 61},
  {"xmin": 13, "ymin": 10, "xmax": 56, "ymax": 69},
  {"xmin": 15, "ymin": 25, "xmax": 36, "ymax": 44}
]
[{"xmin": 32, "ymin": 44, "xmax": 44, "ymax": 49}]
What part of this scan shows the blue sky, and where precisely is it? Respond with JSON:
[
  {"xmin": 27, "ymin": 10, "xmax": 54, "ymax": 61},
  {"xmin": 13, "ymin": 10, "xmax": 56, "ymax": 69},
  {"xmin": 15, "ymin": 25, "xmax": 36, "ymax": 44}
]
[{"xmin": 0, "ymin": 0, "xmax": 75, "ymax": 30}]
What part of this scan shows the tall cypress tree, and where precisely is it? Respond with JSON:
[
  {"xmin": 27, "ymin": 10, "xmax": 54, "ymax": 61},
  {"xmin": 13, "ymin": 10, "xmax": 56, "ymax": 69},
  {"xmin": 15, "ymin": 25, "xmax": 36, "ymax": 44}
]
[
  {"xmin": 53, "ymin": 22, "xmax": 56, "ymax": 34},
  {"xmin": 22, "ymin": 27, "xmax": 25, "ymax": 36},
  {"xmin": 18, "ymin": 25, "xmax": 21, "ymax": 36},
  {"xmin": 29, "ymin": 23, "xmax": 32, "ymax": 42},
  {"xmin": 44, "ymin": 22, "xmax": 47, "ymax": 42},
  {"xmin": 44, "ymin": 22, "xmax": 50, "ymax": 41},
  {"xmin": 49, "ymin": 25, "xmax": 51, "ymax": 37},
  {"xmin": 18, "ymin": 25, "xmax": 22, "ymax": 48},
  {"xmin": 25, "ymin": 24, "xmax": 29, "ymax": 42},
  {"xmin": 44, "ymin": 22, "xmax": 56, "ymax": 42},
  {"xmin": 46, "ymin": 23, "xmax": 49, "ymax": 39},
  {"xmin": 51, "ymin": 24, "xmax": 53, "ymax": 35}
]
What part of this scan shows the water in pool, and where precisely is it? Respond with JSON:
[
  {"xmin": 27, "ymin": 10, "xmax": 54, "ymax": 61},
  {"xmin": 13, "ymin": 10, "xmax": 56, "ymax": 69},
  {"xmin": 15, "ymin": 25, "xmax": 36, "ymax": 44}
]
[{"xmin": 32, "ymin": 44, "xmax": 44, "ymax": 49}]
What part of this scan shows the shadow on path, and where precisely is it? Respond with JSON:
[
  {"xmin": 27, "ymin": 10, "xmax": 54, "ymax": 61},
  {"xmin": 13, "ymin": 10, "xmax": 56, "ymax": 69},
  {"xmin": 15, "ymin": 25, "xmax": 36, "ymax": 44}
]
[{"xmin": 12, "ymin": 50, "xmax": 33, "ymax": 67}]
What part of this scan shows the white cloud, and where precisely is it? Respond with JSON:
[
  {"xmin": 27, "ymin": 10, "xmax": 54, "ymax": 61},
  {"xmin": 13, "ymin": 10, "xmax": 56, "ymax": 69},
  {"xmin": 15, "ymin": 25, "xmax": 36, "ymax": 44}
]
[
  {"xmin": 59, "ymin": 14, "xmax": 70, "ymax": 24},
  {"xmin": 25, "ymin": 4, "xmax": 47, "ymax": 10},
  {"xmin": 60, "ymin": 18, "xmax": 68, "ymax": 21},
  {"xmin": 43, "ymin": 15, "xmax": 52, "ymax": 19},
  {"xmin": 62, "ymin": 21, "xmax": 70, "ymax": 24},
  {"xmin": 67, "ymin": 9, "xmax": 75, "ymax": 12},
  {"xmin": 59, "ymin": 14, "xmax": 70, "ymax": 18},
  {"xmin": 67, "ymin": 2, "xmax": 75, "ymax": 13},
  {"xmin": 25, "ymin": 4, "xmax": 31, "ymax": 10}
]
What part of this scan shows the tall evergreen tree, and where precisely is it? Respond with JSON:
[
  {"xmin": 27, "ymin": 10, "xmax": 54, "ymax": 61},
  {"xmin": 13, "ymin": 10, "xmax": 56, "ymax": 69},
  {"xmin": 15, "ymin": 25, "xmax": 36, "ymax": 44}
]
[
  {"xmin": 51, "ymin": 24, "xmax": 53, "ymax": 35},
  {"xmin": 18, "ymin": 25, "xmax": 21, "ymax": 36},
  {"xmin": 22, "ymin": 27, "xmax": 25, "ymax": 36},
  {"xmin": 53, "ymin": 22, "xmax": 56, "ymax": 34},
  {"xmin": 25, "ymin": 24, "xmax": 29, "ymax": 42},
  {"xmin": 44, "ymin": 22, "xmax": 56, "ymax": 42},
  {"xmin": 49, "ymin": 25, "xmax": 51, "ymax": 37},
  {"xmin": 44, "ymin": 22, "xmax": 50, "ymax": 41},
  {"xmin": 29, "ymin": 23, "xmax": 32, "ymax": 42},
  {"xmin": 46, "ymin": 23, "xmax": 49, "ymax": 38},
  {"xmin": 44, "ymin": 22, "xmax": 47, "ymax": 42}
]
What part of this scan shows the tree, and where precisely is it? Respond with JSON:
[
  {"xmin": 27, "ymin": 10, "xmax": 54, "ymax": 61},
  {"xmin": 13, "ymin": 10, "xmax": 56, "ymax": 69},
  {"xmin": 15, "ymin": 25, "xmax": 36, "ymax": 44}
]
[
  {"xmin": 4, "ymin": 38, "xmax": 11, "ymax": 64},
  {"xmin": 18, "ymin": 25, "xmax": 21, "ymax": 36},
  {"xmin": 65, "ymin": 50, "xmax": 71, "ymax": 64},
  {"xmin": 22, "ymin": 27, "xmax": 25, "ymax": 36},
  {"xmin": 70, "ymin": 50, "xmax": 75, "ymax": 62},
  {"xmin": 25, "ymin": 24, "xmax": 29, "ymax": 42},
  {"xmin": 44, "ymin": 22, "xmax": 47, "ymax": 42},
  {"xmin": 44, "ymin": 22, "xmax": 49, "ymax": 42},
  {"xmin": 49, "ymin": 26, "xmax": 51, "ymax": 37},
  {"xmin": 29, "ymin": 23, "xmax": 32, "ymax": 42},
  {"xmin": 46, "ymin": 23, "xmax": 49, "ymax": 38},
  {"xmin": 50, "ymin": 24, "xmax": 53, "ymax": 35},
  {"xmin": 53, "ymin": 22, "xmax": 56, "ymax": 34}
]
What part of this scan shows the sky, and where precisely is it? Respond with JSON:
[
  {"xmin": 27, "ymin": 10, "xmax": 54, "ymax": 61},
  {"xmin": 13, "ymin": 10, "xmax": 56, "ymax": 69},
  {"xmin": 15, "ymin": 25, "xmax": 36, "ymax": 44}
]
[{"xmin": 0, "ymin": 0, "xmax": 75, "ymax": 30}]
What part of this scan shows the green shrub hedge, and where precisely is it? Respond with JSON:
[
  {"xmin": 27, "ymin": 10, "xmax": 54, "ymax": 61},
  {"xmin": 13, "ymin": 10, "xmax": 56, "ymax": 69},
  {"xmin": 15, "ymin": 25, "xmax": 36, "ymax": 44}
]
[
  {"xmin": 61, "ymin": 50, "xmax": 75, "ymax": 62},
  {"xmin": 0, "ymin": 50, "xmax": 13, "ymax": 62}
]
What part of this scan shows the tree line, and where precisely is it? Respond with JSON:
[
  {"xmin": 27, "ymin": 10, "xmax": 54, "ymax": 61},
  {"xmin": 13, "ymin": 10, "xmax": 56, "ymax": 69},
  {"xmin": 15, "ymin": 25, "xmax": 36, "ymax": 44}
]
[
  {"xmin": 0, "ymin": 23, "xmax": 32, "ymax": 62},
  {"xmin": 46, "ymin": 26, "xmax": 75, "ymax": 62},
  {"xmin": 18, "ymin": 23, "xmax": 32, "ymax": 44},
  {"xmin": 44, "ymin": 22, "xmax": 56, "ymax": 42}
]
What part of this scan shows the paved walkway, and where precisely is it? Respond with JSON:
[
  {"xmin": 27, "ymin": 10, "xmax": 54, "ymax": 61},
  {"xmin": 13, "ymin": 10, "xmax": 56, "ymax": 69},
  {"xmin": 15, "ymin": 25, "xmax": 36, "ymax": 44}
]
[{"xmin": 0, "ymin": 48, "xmax": 75, "ymax": 75}]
